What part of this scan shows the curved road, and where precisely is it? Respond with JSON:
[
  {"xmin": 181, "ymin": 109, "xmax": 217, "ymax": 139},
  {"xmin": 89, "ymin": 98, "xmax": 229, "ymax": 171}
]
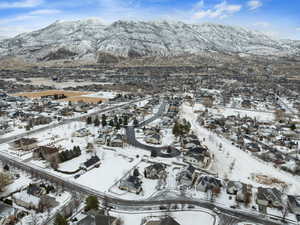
[{"xmin": 125, "ymin": 101, "xmax": 181, "ymax": 158}]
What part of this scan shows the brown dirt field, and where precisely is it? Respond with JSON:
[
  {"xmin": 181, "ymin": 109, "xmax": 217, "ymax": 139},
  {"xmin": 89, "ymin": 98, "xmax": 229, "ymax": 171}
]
[
  {"xmin": 61, "ymin": 96, "xmax": 108, "ymax": 103},
  {"xmin": 13, "ymin": 90, "xmax": 94, "ymax": 98}
]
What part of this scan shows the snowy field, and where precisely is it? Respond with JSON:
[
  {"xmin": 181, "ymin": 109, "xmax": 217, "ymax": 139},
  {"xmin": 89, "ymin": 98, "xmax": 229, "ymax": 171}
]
[
  {"xmin": 110, "ymin": 209, "xmax": 216, "ymax": 225},
  {"xmin": 83, "ymin": 91, "xmax": 117, "ymax": 99},
  {"xmin": 193, "ymin": 104, "xmax": 274, "ymax": 122},
  {"xmin": 4, "ymin": 78, "xmax": 113, "ymax": 89}
]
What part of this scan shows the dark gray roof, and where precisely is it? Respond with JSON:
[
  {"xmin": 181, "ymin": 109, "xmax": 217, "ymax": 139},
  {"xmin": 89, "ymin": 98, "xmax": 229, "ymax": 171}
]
[
  {"xmin": 78, "ymin": 215, "xmax": 117, "ymax": 225},
  {"xmin": 159, "ymin": 217, "xmax": 180, "ymax": 225}
]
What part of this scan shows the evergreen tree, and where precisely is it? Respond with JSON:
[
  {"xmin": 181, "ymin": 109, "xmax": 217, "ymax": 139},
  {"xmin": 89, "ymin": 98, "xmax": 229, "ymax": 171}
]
[
  {"xmin": 172, "ymin": 122, "xmax": 180, "ymax": 137},
  {"xmin": 109, "ymin": 119, "xmax": 114, "ymax": 127},
  {"xmin": 114, "ymin": 115, "xmax": 118, "ymax": 125},
  {"xmin": 133, "ymin": 119, "xmax": 139, "ymax": 127},
  {"xmin": 102, "ymin": 115, "xmax": 107, "ymax": 127},
  {"xmin": 123, "ymin": 115, "xmax": 128, "ymax": 126},
  {"xmin": 85, "ymin": 196, "xmax": 99, "ymax": 211},
  {"xmin": 133, "ymin": 168, "xmax": 140, "ymax": 177},
  {"xmin": 94, "ymin": 117, "xmax": 100, "ymax": 126},
  {"xmin": 151, "ymin": 150, "xmax": 157, "ymax": 158},
  {"xmin": 291, "ymin": 124, "xmax": 296, "ymax": 131},
  {"xmin": 118, "ymin": 118, "xmax": 123, "ymax": 126},
  {"xmin": 54, "ymin": 214, "xmax": 68, "ymax": 225},
  {"xmin": 86, "ymin": 116, "xmax": 92, "ymax": 125}
]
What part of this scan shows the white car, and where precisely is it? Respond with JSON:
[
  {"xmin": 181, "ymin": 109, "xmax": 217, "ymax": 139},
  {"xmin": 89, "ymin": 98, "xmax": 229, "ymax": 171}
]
[{"xmin": 213, "ymin": 207, "xmax": 221, "ymax": 214}]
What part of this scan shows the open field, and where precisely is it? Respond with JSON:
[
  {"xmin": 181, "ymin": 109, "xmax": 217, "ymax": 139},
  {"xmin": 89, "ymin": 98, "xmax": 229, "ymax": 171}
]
[
  {"xmin": 13, "ymin": 90, "xmax": 93, "ymax": 98},
  {"xmin": 61, "ymin": 96, "xmax": 108, "ymax": 103}
]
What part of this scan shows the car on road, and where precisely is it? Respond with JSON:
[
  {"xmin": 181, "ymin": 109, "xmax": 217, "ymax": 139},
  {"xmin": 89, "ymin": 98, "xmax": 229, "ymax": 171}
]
[
  {"xmin": 159, "ymin": 206, "xmax": 167, "ymax": 210},
  {"xmin": 213, "ymin": 207, "xmax": 221, "ymax": 214},
  {"xmin": 74, "ymin": 174, "xmax": 81, "ymax": 179}
]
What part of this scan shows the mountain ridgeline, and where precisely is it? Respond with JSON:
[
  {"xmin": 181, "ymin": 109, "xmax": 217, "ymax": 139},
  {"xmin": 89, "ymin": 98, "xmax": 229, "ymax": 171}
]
[{"xmin": 0, "ymin": 19, "xmax": 300, "ymax": 62}]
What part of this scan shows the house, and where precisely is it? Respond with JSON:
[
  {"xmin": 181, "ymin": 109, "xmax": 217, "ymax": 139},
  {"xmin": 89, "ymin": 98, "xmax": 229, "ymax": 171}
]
[
  {"xmin": 196, "ymin": 175, "xmax": 222, "ymax": 192},
  {"xmin": 144, "ymin": 163, "xmax": 166, "ymax": 179},
  {"xmin": 39, "ymin": 195, "xmax": 59, "ymax": 211},
  {"xmin": 241, "ymin": 99, "xmax": 252, "ymax": 108},
  {"xmin": 29, "ymin": 116, "xmax": 52, "ymax": 126},
  {"xmin": 246, "ymin": 142, "xmax": 261, "ymax": 152},
  {"xmin": 143, "ymin": 127, "xmax": 160, "ymax": 136},
  {"xmin": 13, "ymin": 183, "xmax": 58, "ymax": 211},
  {"xmin": 288, "ymin": 195, "xmax": 300, "ymax": 215},
  {"xmin": 176, "ymin": 165, "xmax": 198, "ymax": 187},
  {"xmin": 33, "ymin": 146, "xmax": 60, "ymax": 162},
  {"xmin": 12, "ymin": 138, "xmax": 38, "ymax": 151},
  {"xmin": 77, "ymin": 214, "xmax": 119, "ymax": 225},
  {"xmin": 72, "ymin": 128, "xmax": 91, "ymax": 137},
  {"xmin": 0, "ymin": 202, "xmax": 17, "ymax": 225},
  {"xmin": 59, "ymin": 107, "xmax": 74, "ymax": 116},
  {"xmin": 13, "ymin": 191, "xmax": 40, "ymax": 210},
  {"xmin": 144, "ymin": 133, "xmax": 162, "ymax": 145},
  {"xmin": 27, "ymin": 183, "xmax": 45, "ymax": 196},
  {"xmin": 182, "ymin": 134, "xmax": 201, "ymax": 149},
  {"xmin": 119, "ymin": 175, "xmax": 142, "ymax": 194},
  {"xmin": 183, "ymin": 147, "xmax": 210, "ymax": 169},
  {"xmin": 96, "ymin": 134, "xmax": 107, "ymax": 145},
  {"xmin": 226, "ymin": 181, "xmax": 248, "ymax": 202},
  {"xmin": 256, "ymin": 187, "xmax": 283, "ymax": 208},
  {"xmin": 108, "ymin": 134, "xmax": 124, "ymax": 148}
]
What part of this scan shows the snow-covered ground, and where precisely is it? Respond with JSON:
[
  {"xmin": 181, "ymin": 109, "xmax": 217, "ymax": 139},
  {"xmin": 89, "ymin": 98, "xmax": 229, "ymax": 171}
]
[
  {"xmin": 4, "ymin": 78, "xmax": 113, "ymax": 89},
  {"xmin": 83, "ymin": 91, "xmax": 117, "ymax": 99},
  {"xmin": 181, "ymin": 103, "xmax": 300, "ymax": 194},
  {"xmin": 193, "ymin": 104, "xmax": 274, "ymax": 122},
  {"xmin": 101, "ymin": 208, "xmax": 216, "ymax": 225}
]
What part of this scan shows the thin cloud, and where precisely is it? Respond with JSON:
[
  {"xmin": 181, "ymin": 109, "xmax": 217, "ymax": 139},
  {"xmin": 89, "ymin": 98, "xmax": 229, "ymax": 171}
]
[
  {"xmin": 193, "ymin": 1, "xmax": 242, "ymax": 19},
  {"xmin": 194, "ymin": 0, "xmax": 205, "ymax": 10},
  {"xmin": 0, "ymin": 0, "xmax": 43, "ymax": 9},
  {"xmin": 247, "ymin": 0, "xmax": 262, "ymax": 10},
  {"xmin": 0, "ymin": 15, "xmax": 35, "ymax": 25},
  {"xmin": 254, "ymin": 21, "xmax": 270, "ymax": 28},
  {"xmin": 296, "ymin": 28, "xmax": 300, "ymax": 32},
  {"xmin": 29, "ymin": 9, "xmax": 62, "ymax": 15}
]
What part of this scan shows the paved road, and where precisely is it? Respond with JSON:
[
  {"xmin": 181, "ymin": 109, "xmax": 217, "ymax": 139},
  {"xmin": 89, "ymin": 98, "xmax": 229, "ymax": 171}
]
[
  {"xmin": 218, "ymin": 214, "xmax": 240, "ymax": 225},
  {"xmin": 125, "ymin": 101, "xmax": 181, "ymax": 158}
]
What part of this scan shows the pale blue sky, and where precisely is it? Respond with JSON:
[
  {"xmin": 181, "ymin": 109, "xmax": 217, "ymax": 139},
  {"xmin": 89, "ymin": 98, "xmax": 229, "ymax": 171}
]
[{"xmin": 0, "ymin": 0, "xmax": 299, "ymax": 39}]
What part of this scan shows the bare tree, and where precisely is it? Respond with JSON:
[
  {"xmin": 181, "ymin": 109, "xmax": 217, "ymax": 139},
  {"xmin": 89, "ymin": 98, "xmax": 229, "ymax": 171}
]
[
  {"xmin": 274, "ymin": 109, "xmax": 285, "ymax": 122},
  {"xmin": 203, "ymin": 97, "xmax": 214, "ymax": 108},
  {"xmin": 0, "ymin": 172, "xmax": 12, "ymax": 191}
]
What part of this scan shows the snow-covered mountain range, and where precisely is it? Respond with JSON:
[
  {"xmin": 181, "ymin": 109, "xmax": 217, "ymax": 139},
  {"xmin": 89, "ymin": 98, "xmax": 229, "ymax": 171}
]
[{"xmin": 0, "ymin": 19, "xmax": 299, "ymax": 62}]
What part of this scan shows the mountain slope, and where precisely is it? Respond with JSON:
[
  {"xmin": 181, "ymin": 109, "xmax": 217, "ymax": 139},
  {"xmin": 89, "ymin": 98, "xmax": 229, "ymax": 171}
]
[{"xmin": 0, "ymin": 19, "xmax": 299, "ymax": 62}]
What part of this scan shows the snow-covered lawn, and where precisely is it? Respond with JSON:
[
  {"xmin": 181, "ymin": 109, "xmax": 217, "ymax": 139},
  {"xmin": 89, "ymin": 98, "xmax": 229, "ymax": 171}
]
[
  {"xmin": 74, "ymin": 149, "xmax": 139, "ymax": 192},
  {"xmin": 193, "ymin": 104, "xmax": 274, "ymax": 122},
  {"xmin": 110, "ymin": 209, "xmax": 216, "ymax": 225}
]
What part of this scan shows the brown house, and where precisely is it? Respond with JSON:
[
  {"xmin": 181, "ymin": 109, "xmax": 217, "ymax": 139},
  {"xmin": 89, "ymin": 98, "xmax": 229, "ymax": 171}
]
[{"xmin": 33, "ymin": 146, "xmax": 59, "ymax": 162}]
